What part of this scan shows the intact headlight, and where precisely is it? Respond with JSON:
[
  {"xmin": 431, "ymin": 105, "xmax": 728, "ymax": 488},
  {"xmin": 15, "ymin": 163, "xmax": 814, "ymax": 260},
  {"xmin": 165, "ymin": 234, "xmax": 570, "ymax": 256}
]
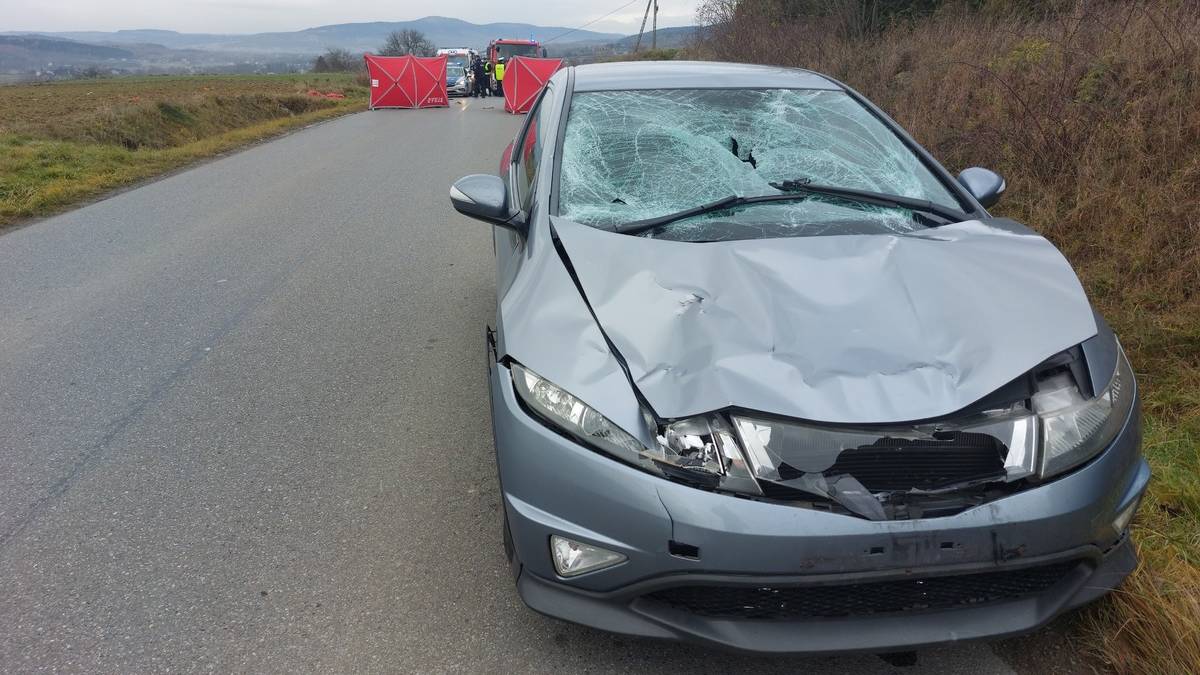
[
  {"xmin": 511, "ymin": 363, "xmax": 649, "ymax": 468},
  {"xmin": 511, "ymin": 364, "xmax": 759, "ymax": 494},
  {"xmin": 1033, "ymin": 345, "xmax": 1135, "ymax": 478}
]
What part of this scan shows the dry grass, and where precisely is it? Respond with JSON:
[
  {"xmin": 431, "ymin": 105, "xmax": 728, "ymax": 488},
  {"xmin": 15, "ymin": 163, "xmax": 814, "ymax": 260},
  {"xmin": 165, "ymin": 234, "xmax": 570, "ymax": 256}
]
[
  {"xmin": 0, "ymin": 74, "xmax": 367, "ymax": 226},
  {"xmin": 0, "ymin": 74, "xmax": 364, "ymax": 138},
  {"xmin": 697, "ymin": 1, "xmax": 1200, "ymax": 672}
]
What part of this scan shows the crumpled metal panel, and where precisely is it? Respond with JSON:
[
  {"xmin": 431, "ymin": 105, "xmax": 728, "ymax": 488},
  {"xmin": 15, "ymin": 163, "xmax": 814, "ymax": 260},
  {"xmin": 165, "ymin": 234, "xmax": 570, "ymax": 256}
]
[
  {"xmin": 496, "ymin": 228, "xmax": 650, "ymax": 442},
  {"xmin": 551, "ymin": 216, "xmax": 1098, "ymax": 424}
]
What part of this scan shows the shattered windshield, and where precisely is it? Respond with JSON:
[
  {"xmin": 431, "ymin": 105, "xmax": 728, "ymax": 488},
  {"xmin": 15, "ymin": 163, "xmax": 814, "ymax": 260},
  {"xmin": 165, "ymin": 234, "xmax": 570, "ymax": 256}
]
[{"xmin": 558, "ymin": 88, "xmax": 961, "ymax": 240}]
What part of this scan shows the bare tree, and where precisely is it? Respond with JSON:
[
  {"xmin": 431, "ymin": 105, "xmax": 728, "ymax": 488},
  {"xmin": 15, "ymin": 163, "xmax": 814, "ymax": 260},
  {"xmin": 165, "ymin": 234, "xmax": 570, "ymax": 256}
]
[
  {"xmin": 696, "ymin": 0, "xmax": 739, "ymax": 27},
  {"xmin": 325, "ymin": 47, "xmax": 357, "ymax": 71},
  {"xmin": 379, "ymin": 30, "xmax": 435, "ymax": 57},
  {"xmin": 311, "ymin": 47, "xmax": 357, "ymax": 72}
]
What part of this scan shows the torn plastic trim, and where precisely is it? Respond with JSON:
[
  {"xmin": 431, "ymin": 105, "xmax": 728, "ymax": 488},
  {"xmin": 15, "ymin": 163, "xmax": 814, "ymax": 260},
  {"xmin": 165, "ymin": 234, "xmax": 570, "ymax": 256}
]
[{"xmin": 730, "ymin": 405, "xmax": 1038, "ymax": 520}]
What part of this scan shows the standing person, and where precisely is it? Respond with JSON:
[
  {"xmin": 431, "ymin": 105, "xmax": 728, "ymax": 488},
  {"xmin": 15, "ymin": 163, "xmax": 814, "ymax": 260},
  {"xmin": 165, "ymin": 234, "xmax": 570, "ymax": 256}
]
[
  {"xmin": 472, "ymin": 56, "xmax": 488, "ymax": 98},
  {"xmin": 494, "ymin": 57, "xmax": 506, "ymax": 96}
]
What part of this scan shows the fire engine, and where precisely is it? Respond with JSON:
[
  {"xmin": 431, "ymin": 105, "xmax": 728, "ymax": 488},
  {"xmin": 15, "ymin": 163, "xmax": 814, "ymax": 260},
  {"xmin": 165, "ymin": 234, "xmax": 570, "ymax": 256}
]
[{"xmin": 486, "ymin": 39, "xmax": 545, "ymax": 95}]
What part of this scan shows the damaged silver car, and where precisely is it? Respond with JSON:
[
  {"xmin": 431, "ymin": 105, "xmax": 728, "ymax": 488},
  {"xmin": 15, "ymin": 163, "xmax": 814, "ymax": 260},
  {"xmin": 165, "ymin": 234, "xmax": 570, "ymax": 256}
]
[{"xmin": 449, "ymin": 61, "xmax": 1147, "ymax": 654}]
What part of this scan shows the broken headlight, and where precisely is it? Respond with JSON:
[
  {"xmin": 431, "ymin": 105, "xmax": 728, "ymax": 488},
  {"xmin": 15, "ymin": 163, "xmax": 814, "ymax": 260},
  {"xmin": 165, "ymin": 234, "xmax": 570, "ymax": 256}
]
[
  {"xmin": 653, "ymin": 416, "xmax": 761, "ymax": 494},
  {"xmin": 1033, "ymin": 345, "xmax": 1134, "ymax": 478},
  {"xmin": 511, "ymin": 364, "xmax": 760, "ymax": 494}
]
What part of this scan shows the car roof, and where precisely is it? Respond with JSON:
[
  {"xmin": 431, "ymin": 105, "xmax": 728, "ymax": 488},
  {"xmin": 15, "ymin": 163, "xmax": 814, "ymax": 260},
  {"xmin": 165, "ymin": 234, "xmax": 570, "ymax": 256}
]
[{"xmin": 570, "ymin": 60, "xmax": 843, "ymax": 92}]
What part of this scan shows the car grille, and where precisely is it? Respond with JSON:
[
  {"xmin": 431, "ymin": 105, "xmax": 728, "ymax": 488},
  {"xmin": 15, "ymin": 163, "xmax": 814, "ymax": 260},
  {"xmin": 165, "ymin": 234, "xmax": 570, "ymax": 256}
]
[
  {"xmin": 644, "ymin": 560, "xmax": 1080, "ymax": 620},
  {"xmin": 821, "ymin": 431, "xmax": 1005, "ymax": 492}
]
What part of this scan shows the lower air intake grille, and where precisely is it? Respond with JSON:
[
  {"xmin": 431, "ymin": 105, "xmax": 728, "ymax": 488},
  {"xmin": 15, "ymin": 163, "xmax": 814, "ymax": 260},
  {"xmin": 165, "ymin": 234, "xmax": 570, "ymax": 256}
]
[{"xmin": 645, "ymin": 560, "xmax": 1080, "ymax": 620}]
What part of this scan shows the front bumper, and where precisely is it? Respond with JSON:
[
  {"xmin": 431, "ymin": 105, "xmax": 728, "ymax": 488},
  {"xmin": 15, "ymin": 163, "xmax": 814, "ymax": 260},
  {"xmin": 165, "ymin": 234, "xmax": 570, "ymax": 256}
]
[
  {"xmin": 489, "ymin": 362, "xmax": 1149, "ymax": 654},
  {"xmin": 516, "ymin": 537, "xmax": 1135, "ymax": 653}
]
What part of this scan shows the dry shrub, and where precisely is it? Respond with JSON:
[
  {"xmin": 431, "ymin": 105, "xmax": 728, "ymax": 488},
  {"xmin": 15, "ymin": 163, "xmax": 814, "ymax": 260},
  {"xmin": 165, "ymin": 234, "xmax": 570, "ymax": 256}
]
[{"xmin": 697, "ymin": 1, "xmax": 1200, "ymax": 672}]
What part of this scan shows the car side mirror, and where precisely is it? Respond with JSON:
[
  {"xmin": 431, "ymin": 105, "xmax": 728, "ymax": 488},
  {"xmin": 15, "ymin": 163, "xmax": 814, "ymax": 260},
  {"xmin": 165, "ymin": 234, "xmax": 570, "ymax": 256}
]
[
  {"xmin": 450, "ymin": 174, "xmax": 521, "ymax": 231},
  {"xmin": 957, "ymin": 167, "xmax": 1006, "ymax": 208},
  {"xmin": 541, "ymin": 48, "xmax": 548, "ymax": 58}
]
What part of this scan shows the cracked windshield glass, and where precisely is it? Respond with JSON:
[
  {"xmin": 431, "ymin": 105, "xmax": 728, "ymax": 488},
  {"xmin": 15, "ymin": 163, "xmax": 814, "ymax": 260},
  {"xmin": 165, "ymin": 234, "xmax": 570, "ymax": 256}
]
[{"xmin": 558, "ymin": 88, "xmax": 962, "ymax": 241}]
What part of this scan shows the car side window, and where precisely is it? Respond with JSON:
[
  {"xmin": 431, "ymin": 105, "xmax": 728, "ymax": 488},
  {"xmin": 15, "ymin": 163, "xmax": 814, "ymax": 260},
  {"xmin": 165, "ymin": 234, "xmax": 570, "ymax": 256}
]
[{"xmin": 513, "ymin": 85, "xmax": 554, "ymax": 212}]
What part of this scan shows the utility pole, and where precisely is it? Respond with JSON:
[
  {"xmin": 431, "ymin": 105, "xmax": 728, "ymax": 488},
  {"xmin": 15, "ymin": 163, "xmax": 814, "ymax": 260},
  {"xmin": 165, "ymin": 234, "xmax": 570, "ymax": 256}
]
[
  {"xmin": 651, "ymin": 0, "xmax": 659, "ymax": 50},
  {"xmin": 634, "ymin": 0, "xmax": 652, "ymax": 53}
]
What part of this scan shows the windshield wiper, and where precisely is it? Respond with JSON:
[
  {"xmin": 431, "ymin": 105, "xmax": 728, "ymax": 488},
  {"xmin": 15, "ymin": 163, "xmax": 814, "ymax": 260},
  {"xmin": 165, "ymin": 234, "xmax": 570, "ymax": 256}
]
[
  {"xmin": 613, "ymin": 193, "xmax": 812, "ymax": 235},
  {"xmin": 613, "ymin": 182, "xmax": 969, "ymax": 237},
  {"xmin": 769, "ymin": 178, "xmax": 969, "ymax": 224}
]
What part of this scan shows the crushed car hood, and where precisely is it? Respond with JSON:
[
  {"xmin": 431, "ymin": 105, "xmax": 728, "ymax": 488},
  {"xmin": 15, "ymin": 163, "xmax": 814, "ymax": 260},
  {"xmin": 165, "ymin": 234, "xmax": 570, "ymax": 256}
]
[{"xmin": 551, "ymin": 216, "xmax": 1098, "ymax": 424}]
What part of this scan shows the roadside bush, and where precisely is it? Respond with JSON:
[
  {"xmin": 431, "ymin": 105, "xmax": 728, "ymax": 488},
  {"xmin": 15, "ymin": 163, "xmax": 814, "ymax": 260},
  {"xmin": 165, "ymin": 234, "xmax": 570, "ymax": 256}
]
[{"xmin": 603, "ymin": 48, "xmax": 683, "ymax": 62}]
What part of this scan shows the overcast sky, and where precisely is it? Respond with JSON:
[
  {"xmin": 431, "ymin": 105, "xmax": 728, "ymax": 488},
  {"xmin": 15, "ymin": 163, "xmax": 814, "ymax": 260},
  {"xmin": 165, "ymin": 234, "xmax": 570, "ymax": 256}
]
[{"xmin": 1, "ymin": 0, "xmax": 697, "ymax": 34}]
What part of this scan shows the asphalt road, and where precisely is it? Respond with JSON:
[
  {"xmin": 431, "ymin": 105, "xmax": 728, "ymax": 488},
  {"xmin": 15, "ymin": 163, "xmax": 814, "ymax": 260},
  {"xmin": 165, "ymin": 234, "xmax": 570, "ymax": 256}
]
[{"xmin": 0, "ymin": 102, "xmax": 1019, "ymax": 673}]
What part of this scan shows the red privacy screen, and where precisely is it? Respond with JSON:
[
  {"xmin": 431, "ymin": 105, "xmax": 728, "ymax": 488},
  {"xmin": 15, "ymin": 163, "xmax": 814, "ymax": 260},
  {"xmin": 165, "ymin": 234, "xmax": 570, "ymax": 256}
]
[
  {"xmin": 503, "ymin": 56, "xmax": 563, "ymax": 114},
  {"xmin": 364, "ymin": 54, "xmax": 449, "ymax": 109}
]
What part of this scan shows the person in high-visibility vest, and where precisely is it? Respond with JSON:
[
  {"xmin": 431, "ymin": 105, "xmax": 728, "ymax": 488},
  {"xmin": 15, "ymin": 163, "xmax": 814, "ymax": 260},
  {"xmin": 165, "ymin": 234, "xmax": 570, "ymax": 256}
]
[{"xmin": 494, "ymin": 57, "xmax": 506, "ymax": 96}]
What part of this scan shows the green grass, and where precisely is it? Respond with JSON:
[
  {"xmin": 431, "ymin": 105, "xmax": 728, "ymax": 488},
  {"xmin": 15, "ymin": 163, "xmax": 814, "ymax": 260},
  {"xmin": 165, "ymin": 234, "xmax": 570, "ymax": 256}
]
[
  {"xmin": 1082, "ymin": 416, "xmax": 1200, "ymax": 673},
  {"xmin": 0, "ymin": 74, "xmax": 368, "ymax": 226}
]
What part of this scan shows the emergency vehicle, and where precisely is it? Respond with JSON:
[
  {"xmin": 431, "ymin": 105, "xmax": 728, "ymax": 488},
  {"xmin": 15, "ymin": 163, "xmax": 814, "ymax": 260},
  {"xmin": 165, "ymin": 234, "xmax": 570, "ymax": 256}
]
[{"xmin": 486, "ymin": 39, "xmax": 545, "ymax": 94}]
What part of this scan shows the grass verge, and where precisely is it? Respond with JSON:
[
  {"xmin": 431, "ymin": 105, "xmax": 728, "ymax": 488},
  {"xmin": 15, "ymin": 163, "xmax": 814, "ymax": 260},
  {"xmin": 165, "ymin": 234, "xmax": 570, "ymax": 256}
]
[{"xmin": 0, "ymin": 74, "xmax": 367, "ymax": 226}]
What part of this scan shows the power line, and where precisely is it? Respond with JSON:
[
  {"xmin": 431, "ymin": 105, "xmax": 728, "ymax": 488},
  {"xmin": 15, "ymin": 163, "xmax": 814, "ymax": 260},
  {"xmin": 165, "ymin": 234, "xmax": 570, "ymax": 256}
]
[{"xmin": 542, "ymin": 0, "xmax": 644, "ymax": 44}]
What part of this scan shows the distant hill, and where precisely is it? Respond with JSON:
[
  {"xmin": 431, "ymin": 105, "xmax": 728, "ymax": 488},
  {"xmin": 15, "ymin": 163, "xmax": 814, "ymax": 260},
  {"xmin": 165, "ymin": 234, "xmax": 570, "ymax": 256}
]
[
  {"xmin": 549, "ymin": 25, "xmax": 699, "ymax": 63},
  {"xmin": 611, "ymin": 26, "xmax": 698, "ymax": 50},
  {"xmin": 0, "ymin": 18, "xmax": 696, "ymax": 81},
  {"xmin": 0, "ymin": 35, "xmax": 135, "ymax": 70},
  {"xmin": 28, "ymin": 16, "xmax": 625, "ymax": 55},
  {"xmin": 0, "ymin": 34, "xmax": 310, "ymax": 80}
]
